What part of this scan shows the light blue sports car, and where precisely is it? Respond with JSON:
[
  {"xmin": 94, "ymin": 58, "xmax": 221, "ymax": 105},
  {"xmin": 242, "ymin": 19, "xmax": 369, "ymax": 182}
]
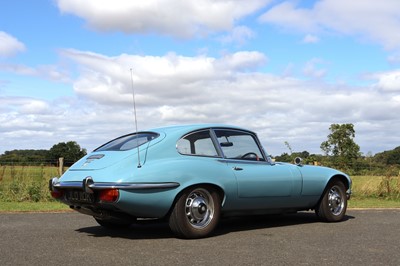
[{"xmin": 49, "ymin": 124, "xmax": 351, "ymax": 238}]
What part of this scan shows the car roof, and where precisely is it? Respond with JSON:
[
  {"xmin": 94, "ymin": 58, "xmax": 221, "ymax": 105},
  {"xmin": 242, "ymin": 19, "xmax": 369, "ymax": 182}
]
[{"xmin": 147, "ymin": 124, "xmax": 252, "ymax": 136}]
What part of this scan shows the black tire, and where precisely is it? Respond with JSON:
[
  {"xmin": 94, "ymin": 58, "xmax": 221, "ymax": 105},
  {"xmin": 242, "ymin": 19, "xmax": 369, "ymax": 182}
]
[
  {"xmin": 169, "ymin": 186, "xmax": 221, "ymax": 239},
  {"xmin": 94, "ymin": 218, "xmax": 132, "ymax": 229},
  {"xmin": 316, "ymin": 180, "xmax": 347, "ymax": 222}
]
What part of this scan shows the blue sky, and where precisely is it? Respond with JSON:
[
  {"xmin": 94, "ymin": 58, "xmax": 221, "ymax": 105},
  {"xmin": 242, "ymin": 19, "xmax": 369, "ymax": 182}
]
[{"xmin": 1, "ymin": 0, "xmax": 400, "ymax": 156}]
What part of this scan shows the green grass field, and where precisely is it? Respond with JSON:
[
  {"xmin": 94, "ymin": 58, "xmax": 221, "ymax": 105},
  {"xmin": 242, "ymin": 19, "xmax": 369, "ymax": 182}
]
[
  {"xmin": 0, "ymin": 165, "xmax": 399, "ymax": 212},
  {"xmin": 0, "ymin": 165, "xmax": 58, "ymax": 203}
]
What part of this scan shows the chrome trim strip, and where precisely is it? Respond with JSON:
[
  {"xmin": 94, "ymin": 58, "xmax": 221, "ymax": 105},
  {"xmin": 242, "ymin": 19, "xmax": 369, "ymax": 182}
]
[
  {"xmin": 53, "ymin": 181, "xmax": 180, "ymax": 190},
  {"xmin": 217, "ymin": 159, "xmax": 271, "ymax": 165}
]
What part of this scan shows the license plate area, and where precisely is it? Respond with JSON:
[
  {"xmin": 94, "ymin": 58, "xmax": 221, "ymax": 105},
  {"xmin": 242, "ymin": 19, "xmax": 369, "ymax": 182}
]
[{"xmin": 66, "ymin": 190, "xmax": 95, "ymax": 204}]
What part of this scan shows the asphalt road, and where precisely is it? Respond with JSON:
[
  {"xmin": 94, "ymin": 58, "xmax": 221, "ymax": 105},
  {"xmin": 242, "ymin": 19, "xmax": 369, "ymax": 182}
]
[{"xmin": 0, "ymin": 209, "xmax": 399, "ymax": 265}]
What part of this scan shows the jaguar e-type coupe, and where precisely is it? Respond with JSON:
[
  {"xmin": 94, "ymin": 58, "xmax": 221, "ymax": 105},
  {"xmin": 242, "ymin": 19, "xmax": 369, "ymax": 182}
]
[{"xmin": 49, "ymin": 124, "xmax": 351, "ymax": 238}]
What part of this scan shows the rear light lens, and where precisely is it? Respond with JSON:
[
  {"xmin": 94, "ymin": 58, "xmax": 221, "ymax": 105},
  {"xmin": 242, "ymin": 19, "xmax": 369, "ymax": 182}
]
[
  {"xmin": 50, "ymin": 190, "xmax": 64, "ymax": 199},
  {"xmin": 99, "ymin": 189, "xmax": 119, "ymax": 203}
]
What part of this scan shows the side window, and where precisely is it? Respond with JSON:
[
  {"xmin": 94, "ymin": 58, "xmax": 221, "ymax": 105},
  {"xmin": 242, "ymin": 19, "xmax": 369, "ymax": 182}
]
[
  {"xmin": 177, "ymin": 130, "xmax": 218, "ymax": 157},
  {"xmin": 215, "ymin": 130, "xmax": 264, "ymax": 161}
]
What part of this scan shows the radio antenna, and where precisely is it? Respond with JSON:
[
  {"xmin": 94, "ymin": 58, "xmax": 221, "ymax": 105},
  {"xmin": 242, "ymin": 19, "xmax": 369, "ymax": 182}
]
[{"xmin": 130, "ymin": 68, "xmax": 141, "ymax": 168}]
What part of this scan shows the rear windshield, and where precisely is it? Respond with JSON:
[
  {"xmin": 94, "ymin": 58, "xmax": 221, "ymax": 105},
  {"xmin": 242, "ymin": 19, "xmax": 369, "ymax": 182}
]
[{"xmin": 94, "ymin": 132, "xmax": 159, "ymax": 152}]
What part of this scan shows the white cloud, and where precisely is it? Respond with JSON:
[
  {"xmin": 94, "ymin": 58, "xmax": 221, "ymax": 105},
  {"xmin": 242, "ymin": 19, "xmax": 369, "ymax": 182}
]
[
  {"xmin": 218, "ymin": 26, "xmax": 256, "ymax": 45},
  {"xmin": 259, "ymin": 2, "xmax": 317, "ymax": 32},
  {"xmin": 0, "ymin": 95, "xmax": 140, "ymax": 153},
  {"xmin": 302, "ymin": 34, "xmax": 320, "ymax": 44},
  {"xmin": 259, "ymin": 0, "xmax": 400, "ymax": 50},
  {"xmin": 0, "ymin": 63, "xmax": 70, "ymax": 83},
  {"xmin": 0, "ymin": 31, "xmax": 26, "ymax": 57},
  {"xmin": 56, "ymin": 0, "xmax": 270, "ymax": 38},
  {"xmin": 216, "ymin": 51, "xmax": 267, "ymax": 71},
  {"xmin": 303, "ymin": 58, "xmax": 327, "ymax": 78},
  {"xmin": 371, "ymin": 70, "xmax": 400, "ymax": 92},
  {"xmin": 0, "ymin": 98, "xmax": 52, "ymax": 132},
  {"xmin": 20, "ymin": 100, "xmax": 50, "ymax": 114},
  {"xmin": 62, "ymin": 49, "xmax": 267, "ymax": 106}
]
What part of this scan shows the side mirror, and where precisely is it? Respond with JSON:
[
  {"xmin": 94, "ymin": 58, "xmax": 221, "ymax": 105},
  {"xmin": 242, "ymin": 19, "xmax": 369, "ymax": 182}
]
[{"xmin": 294, "ymin": 157, "xmax": 303, "ymax": 166}]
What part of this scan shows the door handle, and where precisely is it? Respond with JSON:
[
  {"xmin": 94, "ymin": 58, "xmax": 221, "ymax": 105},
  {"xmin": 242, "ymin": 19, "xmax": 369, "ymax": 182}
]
[{"xmin": 233, "ymin": 167, "xmax": 243, "ymax": 171}]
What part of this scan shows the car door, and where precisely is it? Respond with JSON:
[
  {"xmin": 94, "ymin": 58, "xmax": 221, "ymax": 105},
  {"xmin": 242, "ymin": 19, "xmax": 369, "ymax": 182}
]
[{"xmin": 213, "ymin": 129, "xmax": 302, "ymax": 198}]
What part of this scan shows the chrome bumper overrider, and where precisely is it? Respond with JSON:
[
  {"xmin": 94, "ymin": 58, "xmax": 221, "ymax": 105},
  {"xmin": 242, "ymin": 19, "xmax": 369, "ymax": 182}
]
[
  {"xmin": 49, "ymin": 176, "xmax": 180, "ymax": 192},
  {"xmin": 346, "ymin": 188, "xmax": 352, "ymax": 200}
]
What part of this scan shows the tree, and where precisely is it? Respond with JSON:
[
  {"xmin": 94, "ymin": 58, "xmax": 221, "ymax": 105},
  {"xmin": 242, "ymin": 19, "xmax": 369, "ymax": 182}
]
[
  {"xmin": 275, "ymin": 150, "xmax": 312, "ymax": 164},
  {"xmin": 374, "ymin": 146, "xmax": 400, "ymax": 165},
  {"xmin": 48, "ymin": 141, "xmax": 87, "ymax": 165},
  {"xmin": 284, "ymin": 141, "xmax": 293, "ymax": 154},
  {"xmin": 274, "ymin": 152, "xmax": 292, "ymax": 162},
  {"xmin": 320, "ymin": 124, "xmax": 360, "ymax": 163}
]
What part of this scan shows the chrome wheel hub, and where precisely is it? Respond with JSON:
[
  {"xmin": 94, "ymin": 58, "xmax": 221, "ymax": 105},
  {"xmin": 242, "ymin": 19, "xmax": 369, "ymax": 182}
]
[
  {"xmin": 185, "ymin": 189, "xmax": 214, "ymax": 229},
  {"xmin": 328, "ymin": 186, "xmax": 344, "ymax": 216}
]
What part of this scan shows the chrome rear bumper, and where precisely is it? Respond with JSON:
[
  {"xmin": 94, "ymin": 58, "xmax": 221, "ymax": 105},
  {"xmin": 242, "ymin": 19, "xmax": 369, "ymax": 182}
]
[{"xmin": 49, "ymin": 176, "xmax": 180, "ymax": 192}]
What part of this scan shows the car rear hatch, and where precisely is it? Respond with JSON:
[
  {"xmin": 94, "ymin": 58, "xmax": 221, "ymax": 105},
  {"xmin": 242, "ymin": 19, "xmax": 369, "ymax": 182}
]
[
  {"xmin": 68, "ymin": 151, "xmax": 132, "ymax": 171},
  {"xmin": 68, "ymin": 132, "xmax": 166, "ymax": 171}
]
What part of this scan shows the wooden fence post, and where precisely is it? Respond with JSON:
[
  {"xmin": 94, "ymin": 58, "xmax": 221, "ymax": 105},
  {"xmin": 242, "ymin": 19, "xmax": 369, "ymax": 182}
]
[{"xmin": 58, "ymin": 157, "xmax": 64, "ymax": 176}]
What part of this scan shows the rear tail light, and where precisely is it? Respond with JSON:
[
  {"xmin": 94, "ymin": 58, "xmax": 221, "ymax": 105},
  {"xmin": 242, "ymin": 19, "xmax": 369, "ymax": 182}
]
[
  {"xmin": 50, "ymin": 190, "xmax": 64, "ymax": 199},
  {"xmin": 99, "ymin": 189, "xmax": 119, "ymax": 203}
]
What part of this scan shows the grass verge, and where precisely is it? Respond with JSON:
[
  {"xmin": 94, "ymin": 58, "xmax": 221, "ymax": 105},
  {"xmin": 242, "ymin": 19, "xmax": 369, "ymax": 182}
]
[{"xmin": 348, "ymin": 197, "xmax": 400, "ymax": 209}]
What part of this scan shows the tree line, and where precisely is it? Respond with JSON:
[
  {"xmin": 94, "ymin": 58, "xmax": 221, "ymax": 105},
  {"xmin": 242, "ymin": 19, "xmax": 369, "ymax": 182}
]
[
  {"xmin": 0, "ymin": 141, "xmax": 87, "ymax": 166},
  {"xmin": 275, "ymin": 124, "xmax": 399, "ymax": 175}
]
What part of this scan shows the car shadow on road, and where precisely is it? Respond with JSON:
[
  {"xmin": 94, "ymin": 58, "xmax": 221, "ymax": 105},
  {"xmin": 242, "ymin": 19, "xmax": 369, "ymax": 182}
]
[
  {"xmin": 75, "ymin": 212, "xmax": 355, "ymax": 240},
  {"xmin": 215, "ymin": 212, "xmax": 355, "ymax": 237},
  {"xmin": 76, "ymin": 218, "xmax": 174, "ymax": 239}
]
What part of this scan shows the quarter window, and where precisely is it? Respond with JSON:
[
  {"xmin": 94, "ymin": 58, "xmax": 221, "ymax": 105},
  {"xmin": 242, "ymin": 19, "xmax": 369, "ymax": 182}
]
[
  {"xmin": 177, "ymin": 130, "xmax": 218, "ymax": 157},
  {"xmin": 215, "ymin": 130, "xmax": 264, "ymax": 161}
]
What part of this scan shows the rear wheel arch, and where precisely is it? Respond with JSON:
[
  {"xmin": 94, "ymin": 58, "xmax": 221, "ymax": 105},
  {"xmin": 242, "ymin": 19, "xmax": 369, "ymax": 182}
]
[{"xmin": 168, "ymin": 183, "xmax": 225, "ymax": 214}]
